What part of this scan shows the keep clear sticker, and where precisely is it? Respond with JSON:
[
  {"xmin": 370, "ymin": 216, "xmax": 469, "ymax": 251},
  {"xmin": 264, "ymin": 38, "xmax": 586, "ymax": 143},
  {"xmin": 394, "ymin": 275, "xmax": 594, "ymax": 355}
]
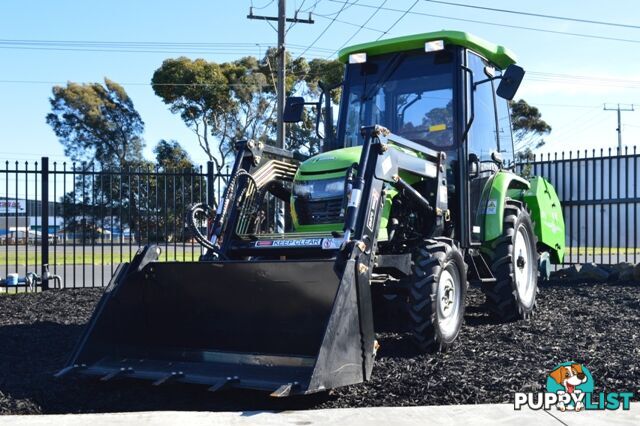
[{"xmin": 486, "ymin": 199, "xmax": 497, "ymax": 214}]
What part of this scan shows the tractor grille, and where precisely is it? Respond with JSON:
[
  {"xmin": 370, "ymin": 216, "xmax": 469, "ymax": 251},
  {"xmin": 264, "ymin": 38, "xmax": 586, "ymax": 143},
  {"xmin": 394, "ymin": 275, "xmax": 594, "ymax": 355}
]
[{"xmin": 295, "ymin": 197, "xmax": 344, "ymax": 225}]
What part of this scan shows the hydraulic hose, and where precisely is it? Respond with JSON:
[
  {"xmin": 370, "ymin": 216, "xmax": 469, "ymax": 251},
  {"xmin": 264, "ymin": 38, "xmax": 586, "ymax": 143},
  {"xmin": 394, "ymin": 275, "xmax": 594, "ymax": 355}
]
[
  {"xmin": 186, "ymin": 202, "xmax": 216, "ymax": 251},
  {"xmin": 186, "ymin": 169, "xmax": 260, "ymax": 252}
]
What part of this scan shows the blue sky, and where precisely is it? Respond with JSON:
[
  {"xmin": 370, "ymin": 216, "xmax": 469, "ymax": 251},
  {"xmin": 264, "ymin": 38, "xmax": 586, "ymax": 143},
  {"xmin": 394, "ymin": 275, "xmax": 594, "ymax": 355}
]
[{"xmin": 1, "ymin": 0, "xmax": 639, "ymax": 167}]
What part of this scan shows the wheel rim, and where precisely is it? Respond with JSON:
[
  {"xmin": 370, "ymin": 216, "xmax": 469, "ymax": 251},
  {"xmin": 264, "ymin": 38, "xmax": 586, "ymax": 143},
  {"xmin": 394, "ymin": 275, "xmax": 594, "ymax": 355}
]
[
  {"xmin": 437, "ymin": 263, "xmax": 461, "ymax": 340},
  {"xmin": 514, "ymin": 223, "xmax": 536, "ymax": 308}
]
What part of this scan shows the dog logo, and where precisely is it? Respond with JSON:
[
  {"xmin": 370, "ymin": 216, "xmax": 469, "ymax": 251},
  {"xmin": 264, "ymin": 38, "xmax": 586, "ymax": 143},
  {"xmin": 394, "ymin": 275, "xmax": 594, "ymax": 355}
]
[
  {"xmin": 515, "ymin": 361, "xmax": 633, "ymax": 411},
  {"xmin": 546, "ymin": 362, "xmax": 594, "ymax": 412}
]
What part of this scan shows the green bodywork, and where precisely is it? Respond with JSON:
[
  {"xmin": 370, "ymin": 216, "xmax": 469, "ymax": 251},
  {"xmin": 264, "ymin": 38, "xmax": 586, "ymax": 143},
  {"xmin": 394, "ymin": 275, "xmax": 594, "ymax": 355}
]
[
  {"xmin": 292, "ymin": 145, "xmax": 424, "ymax": 240},
  {"xmin": 478, "ymin": 171, "xmax": 530, "ymax": 242},
  {"xmin": 522, "ymin": 177, "xmax": 565, "ymax": 263},
  {"xmin": 291, "ymin": 147, "xmax": 365, "ymax": 235},
  {"xmin": 338, "ymin": 30, "xmax": 517, "ymax": 69},
  {"xmin": 478, "ymin": 171, "xmax": 565, "ymax": 263}
]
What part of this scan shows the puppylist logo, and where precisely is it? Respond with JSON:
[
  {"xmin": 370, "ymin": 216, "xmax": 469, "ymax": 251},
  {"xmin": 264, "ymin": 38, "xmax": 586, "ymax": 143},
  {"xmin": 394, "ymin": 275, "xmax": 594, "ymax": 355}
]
[{"xmin": 514, "ymin": 362, "xmax": 634, "ymax": 412}]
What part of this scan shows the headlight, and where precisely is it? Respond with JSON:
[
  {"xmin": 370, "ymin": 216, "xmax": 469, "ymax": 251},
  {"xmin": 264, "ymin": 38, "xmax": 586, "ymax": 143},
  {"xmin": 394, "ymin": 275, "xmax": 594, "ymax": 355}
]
[{"xmin": 292, "ymin": 177, "xmax": 345, "ymax": 200}]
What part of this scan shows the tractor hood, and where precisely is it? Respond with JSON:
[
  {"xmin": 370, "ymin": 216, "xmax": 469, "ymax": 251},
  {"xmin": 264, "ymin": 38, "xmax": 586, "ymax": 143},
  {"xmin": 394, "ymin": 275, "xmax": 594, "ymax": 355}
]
[{"xmin": 297, "ymin": 146, "xmax": 362, "ymax": 178}]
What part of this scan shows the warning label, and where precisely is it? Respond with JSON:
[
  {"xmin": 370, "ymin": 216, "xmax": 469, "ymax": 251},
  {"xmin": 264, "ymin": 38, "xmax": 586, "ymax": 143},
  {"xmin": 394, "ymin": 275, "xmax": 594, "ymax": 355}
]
[
  {"xmin": 486, "ymin": 199, "xmax": 497, "ymax": 215},
  {"xmin": 255, "ymin": 238, "xmax": 323, "ymax": 248}
]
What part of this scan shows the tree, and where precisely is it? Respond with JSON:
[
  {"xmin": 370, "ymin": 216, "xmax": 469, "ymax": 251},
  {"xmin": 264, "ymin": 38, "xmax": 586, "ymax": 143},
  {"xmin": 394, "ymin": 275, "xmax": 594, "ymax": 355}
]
[
  {"xmin": 152, "ymin": 58, "xmax": 236, "ymax": 172},
  {"xmin": 150, "ymin": 140, "xmax": 206, "ymax": 243},
  {"xmin": 46, "ymin": 78, "xmax": 145, "ymax": 168},
  {"xmin": 47, "ymin": 78, "xmax": 147, "ymax": 242},
  {"xmin": 152, "ymin": 53, "xmax": 343, "ymax": 169},
  {"xmin": 288, "ymin": 58, "xmax": 345, "ymax": 155},
  {"xmin": 510, "ymin": 99, "xmax": 551, "ymax": 157},
  {"xmin": 154, "ymin": 139, "xmax": 196, "ymax": 171}
]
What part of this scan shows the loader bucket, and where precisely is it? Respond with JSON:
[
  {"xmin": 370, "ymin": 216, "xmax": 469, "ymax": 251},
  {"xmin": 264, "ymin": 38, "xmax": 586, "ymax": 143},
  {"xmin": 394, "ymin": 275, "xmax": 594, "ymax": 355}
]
[{"xmin": 59, "ymin": 245, "xmax": 375, "ymax": 396}]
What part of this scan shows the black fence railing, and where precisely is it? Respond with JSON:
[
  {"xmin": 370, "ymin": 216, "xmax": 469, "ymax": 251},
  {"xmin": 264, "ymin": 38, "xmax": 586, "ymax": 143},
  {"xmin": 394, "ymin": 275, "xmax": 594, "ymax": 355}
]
[
  {"xmin": 1, "ymin": 158, "xmax": 230, "ymax": 292},
  {"xmin": 517, "ymin": 146, "xmax": 640, "ymax": 267},
  {"xmin": 1, "ymin": 148, "xmax": 639, "ymax": 292}
]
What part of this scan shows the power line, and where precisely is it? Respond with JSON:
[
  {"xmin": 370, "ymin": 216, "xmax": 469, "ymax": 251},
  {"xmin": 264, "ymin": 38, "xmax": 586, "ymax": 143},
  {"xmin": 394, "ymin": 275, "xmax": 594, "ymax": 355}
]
[
  {"xmin": 422, "ymin": 0, "xmax": 640, "ymax": 30},
  {"xmin": 529, "ymin": 71, "xmax": 640, "ymax": 85},
  {"xmin": 325, "ymin": 0, "xmax": 640, "ymax": 46},
  {"xmin": 313, "ymin": 12, "xmax": 385, "ymax": 34},
  {"xmin": 0, "ymin": 40, "xmax": 334, "ymax": 56},
  {"xmin": 319, "ymin": 0, "xmax": 359, "ymax": 16},
  {"xmin": 0, "ymin": 79, "xmax": 278, "ymax": 88},
  {"xmin": 251, "ymin": 0, "xmax": 276, "ymax": 10},
  {"xmin": 531, "ymin": 103, "xmax": 601, "ymax": 109},
  {"xmin": 376, "ymin": 0, "xmax": 419, "ymax": 41},
  {"xmin": 526, "ymin": 72, "xmax": 640, "ymax": 90},
  {"xmin": 327, "ymin": 0, "xmax": 388, "ymax": 57},
  {"xmin": 4, "ymin": 69, "xmax": 640, "ymax": 91},
  {"xmin": 295, "ymin": 0, "xmax": 354, "ymax": 59},
  {"xmin": 604, "ymin": 103, "xmax": 635, "ymax": 149},
  {"xmin": 286, "ymin": 0, "xmax": 308, "ymax": 33}
]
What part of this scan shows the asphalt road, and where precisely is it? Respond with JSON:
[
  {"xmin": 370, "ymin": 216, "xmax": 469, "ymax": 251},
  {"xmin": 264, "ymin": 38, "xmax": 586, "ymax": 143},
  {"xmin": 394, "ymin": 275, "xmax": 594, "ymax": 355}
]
[{"xmin": 1, "ymin": 244, "xmax": 204, "ymax": 289}]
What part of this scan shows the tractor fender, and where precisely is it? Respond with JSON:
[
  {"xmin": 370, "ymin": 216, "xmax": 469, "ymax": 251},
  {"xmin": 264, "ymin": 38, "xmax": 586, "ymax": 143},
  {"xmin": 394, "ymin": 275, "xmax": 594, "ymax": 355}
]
[
  {"xmin": 480, "ymin": 170, "xmax": 530, "ymax": 242},
  {"xmin": 522, "ymin": 176, "xmax": 565, "ymax": 263}
]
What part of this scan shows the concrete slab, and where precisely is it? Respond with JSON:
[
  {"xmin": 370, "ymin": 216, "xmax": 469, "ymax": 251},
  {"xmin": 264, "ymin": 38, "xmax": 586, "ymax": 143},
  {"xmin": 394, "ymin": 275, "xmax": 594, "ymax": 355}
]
[
  {"xmin": 0, "ymin": 403, "xmax": 637, "ymax": 425},
  {"xmin": 552, "ymin": 403, "xmax": 640, "ymax": 426}
]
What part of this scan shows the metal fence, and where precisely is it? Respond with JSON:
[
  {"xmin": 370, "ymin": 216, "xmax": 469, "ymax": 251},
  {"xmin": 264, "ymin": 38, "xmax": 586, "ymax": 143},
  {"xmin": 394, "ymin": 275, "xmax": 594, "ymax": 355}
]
[
  {"xmin": 518, "ymin": 146, "xmax": 640, "ymax": 267},
  {"xmin": 1, "ymin": 158, "xmax": 229, "ymax": 292},
  {"xmin": 1, "ymin": 148, "xmax": 639, "ymax": 292}
]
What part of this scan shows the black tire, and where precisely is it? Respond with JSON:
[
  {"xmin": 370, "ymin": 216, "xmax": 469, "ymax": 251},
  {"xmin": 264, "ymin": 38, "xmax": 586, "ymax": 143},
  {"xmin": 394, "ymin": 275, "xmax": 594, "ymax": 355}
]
[
  {"xmin": 409, "ymin": 238, "xmax": 467, "ymax": 352},
  {"xmin": 483, "ymin": 199, "xmax": 539, "ymax": 321}
]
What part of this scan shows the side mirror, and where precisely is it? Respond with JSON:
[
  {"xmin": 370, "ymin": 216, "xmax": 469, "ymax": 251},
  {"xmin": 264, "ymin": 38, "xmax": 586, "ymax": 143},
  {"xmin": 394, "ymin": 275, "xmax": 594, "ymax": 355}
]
[
  {"xmin": 283, "ymin": 96, "xmax": 305, "ymax": 123},
  {"xmin": 491, "ymin": 151, "xmax": 504, "ymax": 168},
  {"xmin": 496, "ymin": 64, "xmax": 525, "ymax": 100}
]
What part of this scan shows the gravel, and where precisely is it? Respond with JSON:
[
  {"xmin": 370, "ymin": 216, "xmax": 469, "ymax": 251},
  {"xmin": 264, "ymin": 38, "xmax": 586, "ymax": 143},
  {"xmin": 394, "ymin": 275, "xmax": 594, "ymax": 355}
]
[{"xmin": 0, "ymin": 281, "xmax": 639, "ymax": 414}]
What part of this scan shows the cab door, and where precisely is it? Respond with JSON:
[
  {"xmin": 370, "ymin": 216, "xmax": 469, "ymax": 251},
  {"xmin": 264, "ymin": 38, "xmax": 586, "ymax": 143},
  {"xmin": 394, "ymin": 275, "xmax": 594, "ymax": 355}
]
[{"xmin": 467, "ymin": 52, "xmax": 500, "ymax": 243}]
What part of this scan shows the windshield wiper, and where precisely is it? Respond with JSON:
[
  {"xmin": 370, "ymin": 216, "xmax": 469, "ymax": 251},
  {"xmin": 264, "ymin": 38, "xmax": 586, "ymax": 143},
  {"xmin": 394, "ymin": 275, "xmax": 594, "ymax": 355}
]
[{"xmin": 361, "ymin": 53, "xmax": 407, "ymax": 102}]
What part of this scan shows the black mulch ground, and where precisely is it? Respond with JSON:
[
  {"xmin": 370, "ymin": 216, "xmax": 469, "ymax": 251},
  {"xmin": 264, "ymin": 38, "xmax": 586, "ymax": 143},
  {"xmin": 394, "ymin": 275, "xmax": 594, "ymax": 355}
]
[{"xmin": 1, "ymin": 281, "xmax": 639, "ymax": 414}]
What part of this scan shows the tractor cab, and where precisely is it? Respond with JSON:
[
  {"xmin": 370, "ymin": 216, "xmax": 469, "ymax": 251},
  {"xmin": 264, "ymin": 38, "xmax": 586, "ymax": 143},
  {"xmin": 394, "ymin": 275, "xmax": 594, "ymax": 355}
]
[{"xmin": 290, "ymin": 30, "xmax": 525, "ymax": 248}]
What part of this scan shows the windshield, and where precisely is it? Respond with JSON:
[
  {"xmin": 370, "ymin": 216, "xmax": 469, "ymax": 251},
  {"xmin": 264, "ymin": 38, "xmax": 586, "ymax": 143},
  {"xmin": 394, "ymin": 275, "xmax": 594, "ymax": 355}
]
[{"xmin": 338, "ymin": 49, "xmax": 456, "ymax": 149}]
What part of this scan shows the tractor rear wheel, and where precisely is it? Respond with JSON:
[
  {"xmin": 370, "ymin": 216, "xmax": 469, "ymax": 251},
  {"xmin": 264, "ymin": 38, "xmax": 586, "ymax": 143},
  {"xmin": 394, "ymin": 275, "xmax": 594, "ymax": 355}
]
[
  {"xmin": 483, "ymin": 199, "xmax": 539, "ymax": 321},
  {"xmin": 409, "ymin": 238, "xmax": 467, "ymax": 352}
]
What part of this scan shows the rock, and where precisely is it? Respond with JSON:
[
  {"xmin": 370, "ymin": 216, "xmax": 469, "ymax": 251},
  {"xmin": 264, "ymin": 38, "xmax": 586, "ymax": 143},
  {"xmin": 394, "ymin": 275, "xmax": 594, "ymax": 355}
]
[
  {"xmin": 609, "ymin": 262, "xmax": 633, "ymax": 273},
  {"xmin": 620, "ymin": 267, "xmax": 635, "ymax": 281},
  {"xmin": 577, "ymin": 263, "xmax": 610, "ymax": 282},
  {"xmin": 634, "ymin": 263, "xmax": 640, "ymax": 281},
  {"xmin": 607, "ymin": 262, "xmax": 634, "ymax": 281},
  {"xmin": 551, "ymin": 265, "xmax": 580, "ymax": 280}
]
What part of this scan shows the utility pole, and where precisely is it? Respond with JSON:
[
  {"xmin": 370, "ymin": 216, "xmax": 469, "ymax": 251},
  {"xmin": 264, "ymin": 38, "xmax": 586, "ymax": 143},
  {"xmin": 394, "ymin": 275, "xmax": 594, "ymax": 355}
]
[
  {"xmin": 247, "ymin": 1, "xmax": 314, "ymax": 149},
  {"xmin": 604, "ymin": 103, "xmax": 635, "ymax": 151},
  {"xmin": 248, "ymin": 1, "xmax": 314, "ymax": 232}
]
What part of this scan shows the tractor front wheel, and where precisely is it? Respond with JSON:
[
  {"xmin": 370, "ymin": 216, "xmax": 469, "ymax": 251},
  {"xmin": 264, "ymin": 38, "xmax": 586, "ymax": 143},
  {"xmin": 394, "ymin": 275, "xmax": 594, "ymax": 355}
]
[
  {"xmin": 409, "ymin": 238, "xmax": 467, "ymax": 352},
  {"xmin": 483, "ymin": 199, "xmax": 539, "ymax": 321}
]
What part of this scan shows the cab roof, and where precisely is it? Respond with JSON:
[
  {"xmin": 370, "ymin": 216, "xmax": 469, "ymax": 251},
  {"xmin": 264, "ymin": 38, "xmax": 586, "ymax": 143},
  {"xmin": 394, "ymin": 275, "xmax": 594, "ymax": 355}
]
[{"xmin": 337, "ymin": 30, "xmax": 517, "ymax": 69}]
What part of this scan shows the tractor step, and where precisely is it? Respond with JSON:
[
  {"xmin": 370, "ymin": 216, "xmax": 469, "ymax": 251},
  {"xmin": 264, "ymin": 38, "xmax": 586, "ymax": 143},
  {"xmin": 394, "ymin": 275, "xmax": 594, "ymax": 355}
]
[{"xmin": 466, "ymin": 250, "xmax": 496, "ymax": 285}]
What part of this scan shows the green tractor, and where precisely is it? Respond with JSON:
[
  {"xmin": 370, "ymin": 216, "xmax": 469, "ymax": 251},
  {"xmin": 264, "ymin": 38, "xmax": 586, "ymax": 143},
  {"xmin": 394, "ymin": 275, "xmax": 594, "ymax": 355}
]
[{"xmin": 59, "ymin": 31, "xmax": 565, "ymax": 396}]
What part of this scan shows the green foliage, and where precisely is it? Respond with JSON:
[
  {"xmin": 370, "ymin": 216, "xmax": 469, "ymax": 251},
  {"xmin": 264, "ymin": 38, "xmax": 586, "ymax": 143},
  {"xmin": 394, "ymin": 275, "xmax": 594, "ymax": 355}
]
[
  {"xmin": 46, "ymin": 78, "xmax": 145, "ymax": 168},
  {"xmin": 152, "ymin": 53, "xmax": 344, "ymax": 167},
  {"xmin": 304, "ymin": 58, "xmax": 345, "ymax": 103},
  {"xmin": 154, "ymin": 139, "xmax": 196, "ymax": 171},
  {"xmin": 510, "ymin": 99, "xmax": 551, "ymax": 154},
  {"xmin": 152, "ymin": 56, "xmax": 274, "ymax": 172}
]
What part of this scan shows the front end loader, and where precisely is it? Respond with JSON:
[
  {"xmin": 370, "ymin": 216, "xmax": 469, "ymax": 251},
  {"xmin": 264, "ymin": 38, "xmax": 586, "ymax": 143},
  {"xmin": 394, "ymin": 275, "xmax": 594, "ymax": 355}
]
[{"xmin": 59, "ymin": 30, "xmax": 565, "ymax": 396}]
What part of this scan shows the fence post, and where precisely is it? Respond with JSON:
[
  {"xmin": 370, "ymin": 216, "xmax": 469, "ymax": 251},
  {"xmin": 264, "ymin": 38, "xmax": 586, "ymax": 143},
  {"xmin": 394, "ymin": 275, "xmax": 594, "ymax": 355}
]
[
  {"xmin": 41, "ymin": 157, "xmax": 49, "ymax": 290},
  {"xmin": 206, "ymin": 161, "xmax": 215, "ymax": 209}
]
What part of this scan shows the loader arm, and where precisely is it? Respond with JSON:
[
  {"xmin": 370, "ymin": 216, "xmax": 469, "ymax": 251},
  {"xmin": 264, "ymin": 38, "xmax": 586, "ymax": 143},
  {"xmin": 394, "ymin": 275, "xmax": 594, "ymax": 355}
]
[{"xmin": 59, "ymin": 127, "xmax": 447, "ymax": 396}]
